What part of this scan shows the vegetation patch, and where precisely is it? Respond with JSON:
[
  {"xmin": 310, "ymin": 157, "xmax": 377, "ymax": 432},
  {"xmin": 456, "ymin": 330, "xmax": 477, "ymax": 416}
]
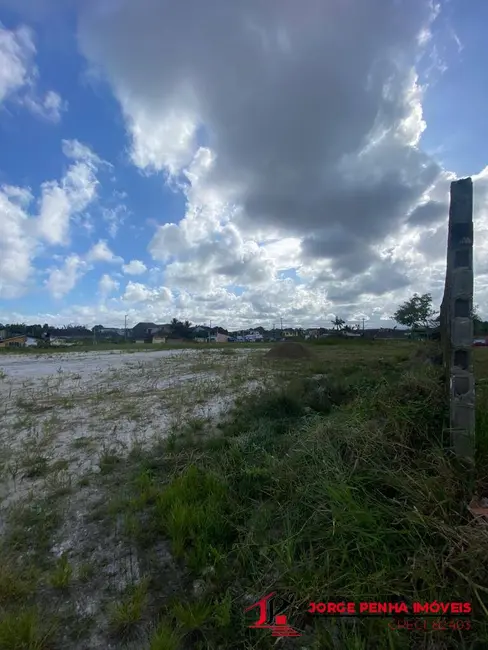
[
  {"xmin": 107, "ymin": 346, "xmax": 488, "ymax": 649},
  {"xmin": 1, "ymin": 341, "xmax": 488, "ymax": 649}
]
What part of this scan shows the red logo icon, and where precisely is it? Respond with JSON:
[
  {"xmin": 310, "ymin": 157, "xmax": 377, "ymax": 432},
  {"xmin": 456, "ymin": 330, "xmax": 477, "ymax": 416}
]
[{"xmin": 245, "ymin": 592, "xmax": 301, "ymax": 637}]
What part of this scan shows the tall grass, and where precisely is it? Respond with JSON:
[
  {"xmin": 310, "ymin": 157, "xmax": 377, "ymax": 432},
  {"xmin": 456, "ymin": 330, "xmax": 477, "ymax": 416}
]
[{"xmin": 114, "ymin": 350, "xmax": 487, "ymax": 649}]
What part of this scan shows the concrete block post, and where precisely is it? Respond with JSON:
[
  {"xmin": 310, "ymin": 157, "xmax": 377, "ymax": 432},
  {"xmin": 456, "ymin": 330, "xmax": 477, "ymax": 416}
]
[{"xmin": 441, "ymin": 178, "xmax": 475, "ymax": 461}]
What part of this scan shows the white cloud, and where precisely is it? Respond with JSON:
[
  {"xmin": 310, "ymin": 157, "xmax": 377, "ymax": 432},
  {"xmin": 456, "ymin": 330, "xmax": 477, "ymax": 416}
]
[
  {"xmin": 37, "ymin": 140, "xmax": 101, "ymax": 245},
  {"xmin": 0, "ymin": 140, "xmax": 108, "ymax": 300},
  {"xmin": 123, "ymin": 281, "xmax": 172, "ymax": 304},
  {"xmin": 0, "ymin": 185, "xmax": 36, "ymax": 298},
  {"xmin": 98, "ymin": 273, "xmax": 119, "ymax": 297},
  {"xmin": 127, "ymin": 107, "xmax": 198, "ymax": 176},
  {"xmin": 24, "ymin": 89, "xmax": 67, "ymax": 122},
  {"xmin": 77, "ymin": 0, "xmax": 457, "ymax": 319},
  {"xmin": 122, "ymin": 259, "xmax": 147, "ymax": 275},
  {"xmin": 0, "ymin": 22, "xmax": 34, "ymax": 104},
  {"xmin": 0, "ymin": 22, "xmax": 66, "ymax": 120},
  {"xmin": 87, "ymin": 239, "xmax": 123, "ymax": 264},
  {"xmin": 1, "ymin": 184, "xmax": 33, "ymax": 208},
  {"xmin": 45, "ymin": 254, "xmax": 88, "ymax": 299}
]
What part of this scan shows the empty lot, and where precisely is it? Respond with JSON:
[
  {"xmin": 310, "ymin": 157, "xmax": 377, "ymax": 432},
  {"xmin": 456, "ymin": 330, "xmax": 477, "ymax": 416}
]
[
  {"xmin": 0, "ymin": 347, "xmax": 267, "ymax": 505},
  {"xmin": 1, "ymin": 341, "xmax": 487, "ymax": 649}
]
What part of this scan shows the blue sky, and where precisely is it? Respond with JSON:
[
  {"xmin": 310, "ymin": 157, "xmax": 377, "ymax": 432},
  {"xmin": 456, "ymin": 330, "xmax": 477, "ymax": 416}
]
[
  {"xmin": 421, "ymin": 0, "xmax": 488, "ymax": 175},
  {"xmin": 1, "ymin": 0, "xmax": 487, "ymax": 329}
]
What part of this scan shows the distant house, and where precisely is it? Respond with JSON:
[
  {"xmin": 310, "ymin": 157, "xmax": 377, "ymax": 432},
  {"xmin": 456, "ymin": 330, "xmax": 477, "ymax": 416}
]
[
  {"xmin": 130, "ymin": 322, "xmax": 162, "ymax": 340},
  {"xmin": 306, "ymin": 328, "xmax": 320, "ymax": 339},
  {"xmin": 209, "ymin": 332, "xmax": 229, "ymax": 343},
  {"xmin": 95, "ymin": 327, "xmax": 126, "ymax": 337},
  {"xmin": 244, "ymin": 331, "xmax": 263, "ymax": 342},
  {"xmin": 0, "ymin": 335, "xmax": 27, "ymax": 348},
  {"xmin": 130, "ymin": 323, "xmax": 171, "ymax": 339},
  {"xmin": 0, "ymin": 335, "xmax": 38, "ymax": 348},
  {"xmin": 283, "ymin": 328, "xmax": 299, "ymax": 338}
]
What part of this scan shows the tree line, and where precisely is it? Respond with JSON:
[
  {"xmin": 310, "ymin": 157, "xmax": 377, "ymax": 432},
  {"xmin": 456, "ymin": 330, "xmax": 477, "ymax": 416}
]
[{"xmin": 2, "ymin": 295, "xmax": 486, "ymax": 341}]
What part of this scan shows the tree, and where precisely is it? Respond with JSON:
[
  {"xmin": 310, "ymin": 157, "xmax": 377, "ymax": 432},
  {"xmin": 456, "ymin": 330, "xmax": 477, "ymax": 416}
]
[
  {"xmin": 392, "ymin": 293, "xmax": 437, "ymax": 330},
  {"xmin": 169, "ymin": 318, "xmax": 193, "ymax": 339},
  {"xmin": 331, "ymin": 316, "xmax": 345, "ymax": 331}
]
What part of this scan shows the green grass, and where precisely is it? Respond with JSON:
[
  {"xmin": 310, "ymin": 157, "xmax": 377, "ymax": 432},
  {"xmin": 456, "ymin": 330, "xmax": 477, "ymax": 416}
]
[
  {"xmin": 108, "ymin": 578, "xmax": 149, "ymax": 639},
  {"xmin": 0, "ymin": 558, "xmax": 39, "ymax": 605},
  {"xmin": 0, "ymin": 608, "xmax": 57, "ymax": 650},
  {"xmin": 48, "ymin": 553, "xmax": 73, "ymax": 589},
  {"xmin": 3, "ymin": 498, "xmax": 62, "ymax": 565},
  {"xmin": 149, "ymin": 621, "xmax": 184, "ymax": 650},
  {"xmin": 98, "ymin": 446, "xmax": 124, "ymax": 474},
  {"xmin": 109, "ymin": 343, "xmax": 488, "ymax": 649}
]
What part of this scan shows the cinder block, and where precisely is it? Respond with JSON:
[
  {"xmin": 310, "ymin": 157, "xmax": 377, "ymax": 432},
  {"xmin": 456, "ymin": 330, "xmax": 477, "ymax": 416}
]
[
  {"xmin": 451, "ymin": 402, "xmax": 475, "ymax": 430},
  {"xmin": 451, "ymin": 373, "xmax": 475, "ymax": 397},
  {"xmin": 450, "ymin": 318, "xmax": 474, "ymax": 347},
  {"xmin": 452, "ymin": 349, "xmax": 471, "ymax": 371},
  {"xmin": 451, "ymin": 269, "xmax": 473, "ymax": 297},
  {"xmin": 451, "ymin": 429, "xmax": 475, "ymax": 460}
]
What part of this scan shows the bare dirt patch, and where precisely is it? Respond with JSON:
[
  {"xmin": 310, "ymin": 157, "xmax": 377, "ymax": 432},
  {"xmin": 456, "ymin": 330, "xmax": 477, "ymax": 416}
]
[{"xmin": 265, "ymin": 341, "xmax": 316, "ymax": 360}]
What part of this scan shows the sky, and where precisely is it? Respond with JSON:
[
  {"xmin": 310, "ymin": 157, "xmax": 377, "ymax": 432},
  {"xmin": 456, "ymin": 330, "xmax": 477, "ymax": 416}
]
[{"xmin": 0, "ymin": 0, "xmax": 488, "ymax": 331}]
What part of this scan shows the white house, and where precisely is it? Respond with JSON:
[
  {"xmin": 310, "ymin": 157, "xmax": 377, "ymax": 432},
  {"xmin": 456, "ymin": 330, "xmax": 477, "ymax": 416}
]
[
  {"xmin": 244, "ymin": 331, "xmax": 263, "ymax": 342},
  {"xmin": 210, "ymin": 332, "xmax": 229, "ymax": 343}
]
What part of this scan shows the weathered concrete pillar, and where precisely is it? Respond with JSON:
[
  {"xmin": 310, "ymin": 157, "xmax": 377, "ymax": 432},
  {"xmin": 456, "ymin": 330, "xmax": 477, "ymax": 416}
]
[{"xmin": 441, "ymin": 177, "xmax": 475, "ymax": 461}]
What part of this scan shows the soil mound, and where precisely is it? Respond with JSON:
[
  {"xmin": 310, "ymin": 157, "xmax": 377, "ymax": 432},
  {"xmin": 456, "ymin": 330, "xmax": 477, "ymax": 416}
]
[{"xmin": 265, "ymin": 341, "xmax": 316, "ymax": 360}]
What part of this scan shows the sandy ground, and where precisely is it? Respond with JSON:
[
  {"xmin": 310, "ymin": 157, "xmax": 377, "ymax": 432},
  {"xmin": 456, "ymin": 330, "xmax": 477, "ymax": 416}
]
[
  {"xmin": 0, "ymin": 347, "xmax": 275, "ymax": 648},
  {"xmin": 0, "ymin": 347, "xmax": 266, "ymax": 506}
]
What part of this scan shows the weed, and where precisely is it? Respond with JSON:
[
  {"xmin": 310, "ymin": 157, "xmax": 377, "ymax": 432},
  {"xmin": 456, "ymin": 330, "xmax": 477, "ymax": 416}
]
[
  {"xmin": 98, "ymin": 446, "xmax": 123, "ymax": 474},
  {"xmin": 5, "ymin": 499, "xmax": 61, "ymax": 563},
  {"xmin": 0, "ymin": 607, "xmax": 56, "ymax": 650},
  {"xmin": 72, "ymin": 434, "xmax": 96, "ymax": 449},
  {"xmin": 170, "ymin": 599, "xmax": 213, "ymax": 630},
  {"xmin": 108, "ymin": 578, "xmax": 149, "ymax": 638},
  {"xmin": 49, "ymin": 459, "xmax": 70, "ymax": 473},
  {"xmin": 0, "ymin": 559, "xmax": 39, "ymax": 604},
  {"xmin": 149, "ymin": 621, "xmax": 184, "ymax": 650},
  {"xmin": 78, "ymin": 562, "xmax": 96, "ymax": 583},
  {"xmin": 20, "ymin": 453, "xmax": 49, "ymax": 479},
  {"xmin": 49, "ymin": 552, "xmax": 72, "ymax": 589}
]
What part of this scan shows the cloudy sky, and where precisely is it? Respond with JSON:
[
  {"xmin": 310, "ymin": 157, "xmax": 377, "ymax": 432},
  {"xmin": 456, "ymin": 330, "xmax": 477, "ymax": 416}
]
[{"xmin": 0, "ymin": 0, "xmax": 487, "ymax": 330}]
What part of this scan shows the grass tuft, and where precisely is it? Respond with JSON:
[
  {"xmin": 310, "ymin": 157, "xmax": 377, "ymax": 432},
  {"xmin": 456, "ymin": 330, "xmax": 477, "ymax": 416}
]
[
  {"xmin": 48, "ymin": 552, "xmax": 72, "ymax": 589},
  {"xmin": 0, "ymin": 608, "xmax": 56, "ymax": 650},
  {"xmin": 108, "ymin": 578, "xmax": 149, "ymax": 639}
]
